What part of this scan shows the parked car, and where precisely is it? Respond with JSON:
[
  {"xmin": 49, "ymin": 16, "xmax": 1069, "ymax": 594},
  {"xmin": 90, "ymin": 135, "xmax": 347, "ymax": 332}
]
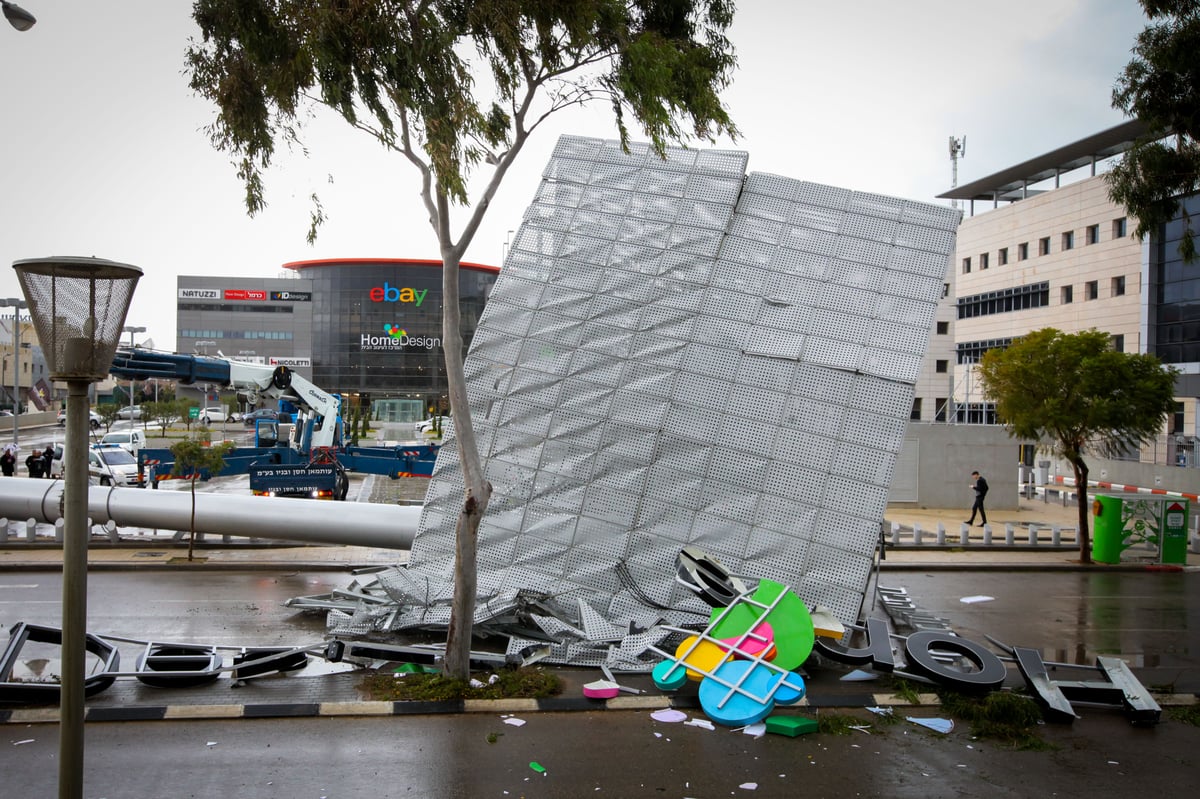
[
  {"xmin": 199, "ymin": 407, "xmax": 228, "ymax": 424},
  {"xmin": 115, "ymin": 405, "xmax": 143, "ymax": 420},
  {"xmin": 242, "ymin": 408, "xmax": 279, "ymax": 426},
  {"xmin": 414, "ymin": 416, "xmax": 449, "ymax": 435},
  {"xmin": 100, "ymin": 429, "xmax": 147, "ymax": 457},
  {"xmin": 57, "ymin": 409, "xmax": 102, "ymax": 429}
]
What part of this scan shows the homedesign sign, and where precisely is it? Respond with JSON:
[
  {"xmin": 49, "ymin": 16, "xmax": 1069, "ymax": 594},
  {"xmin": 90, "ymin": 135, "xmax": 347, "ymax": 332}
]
[{"xmin": 360, "ymin": 325, "xmax": 442, "ymax": 351}]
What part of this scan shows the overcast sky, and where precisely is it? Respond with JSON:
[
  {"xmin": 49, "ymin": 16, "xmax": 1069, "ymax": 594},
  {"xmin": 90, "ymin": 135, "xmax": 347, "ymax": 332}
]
[{"xmin": 0, "ymin": 1, "xmax": 1148, "ymax": 347}]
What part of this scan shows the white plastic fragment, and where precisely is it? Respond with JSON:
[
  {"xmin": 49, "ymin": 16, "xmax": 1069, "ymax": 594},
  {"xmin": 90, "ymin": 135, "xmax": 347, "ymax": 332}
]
[
  {"xmin": 488, "ymin": 674, "xmax": 500, "ymax": 684},
  {"xmin": 503, "ymin": 717, "xmax": 527, "ymax": 727},
  {"xmin": 13, "ymin": 739, "xmax": 34, "ymax": 746},
  {"xmin": 685, "ymin": 718, "xmax": 715, "ymax": 730},
  {"xmin": 959, "ymin": 595, "xmax": 995, "ymax": 604},
  {"xmin": 469, "ymin": 678, "xmax": 485, "ymax": 688},
  {"xmin": 840, "ymin": 669, "xmax": 877, "ymax": 682},
  {"xmin": 906, "ymin": 717, "xmax": 954, "ymax": 734},
  {"xmin": 650, "ymin": 708, "xmax": 688, "ymax": 723},
  {"xmin": 206, "ymin": 741, "xmax": 218, "ymax": 747},
  {"xmin": 739, "ymin": 782, "xmax": 758, "ymax": 790},
  {"xmin": 740, "ymin": 723, "xmax": 766, "ymax": 738},
  {"xmin": 865, "ymin": 706, "xmax": 894, "ymax": 716}
]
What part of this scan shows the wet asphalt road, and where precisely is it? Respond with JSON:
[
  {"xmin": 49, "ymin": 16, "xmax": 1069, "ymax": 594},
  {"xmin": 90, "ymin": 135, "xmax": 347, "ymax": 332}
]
[
  {"xmin": 0, "ymin": 570, "xmax": 1197, "ymax": 797},
  {"xmin": 3, "ymin": 708, "xmax": 1198, "ymax": 798}
]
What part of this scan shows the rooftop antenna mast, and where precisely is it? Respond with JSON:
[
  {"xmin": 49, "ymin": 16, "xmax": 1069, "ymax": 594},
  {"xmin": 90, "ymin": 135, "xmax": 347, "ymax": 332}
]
[{"xmin": 948, "ymin": 135, "xmax": 966, "ymax": 210}]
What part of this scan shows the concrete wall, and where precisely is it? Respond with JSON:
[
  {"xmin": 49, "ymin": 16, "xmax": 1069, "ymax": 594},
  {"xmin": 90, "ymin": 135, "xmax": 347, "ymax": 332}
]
[
  {"xmin": 1042, "ymin": 454, "xmax": 1200, "ymax": 497},
  {"xmin": 0, "ymin": 412, "xmax": 55, "ymax": 434},
  {"xmin": 888, "ymin": 423, "xmax": 1023, "ymax": 509}
]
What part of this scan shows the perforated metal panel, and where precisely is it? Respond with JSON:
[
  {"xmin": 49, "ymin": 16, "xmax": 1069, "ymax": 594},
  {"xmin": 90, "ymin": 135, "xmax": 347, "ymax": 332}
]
[{"xmin": 391, "ymin": 136, "xmax": 960, "ymax": 664}]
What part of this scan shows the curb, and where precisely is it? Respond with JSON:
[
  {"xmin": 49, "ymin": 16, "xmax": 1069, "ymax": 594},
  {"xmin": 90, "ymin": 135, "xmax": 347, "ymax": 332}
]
[{"xmin": 4, "ymin": 692, "xmax": 1196, "ymax": 725}]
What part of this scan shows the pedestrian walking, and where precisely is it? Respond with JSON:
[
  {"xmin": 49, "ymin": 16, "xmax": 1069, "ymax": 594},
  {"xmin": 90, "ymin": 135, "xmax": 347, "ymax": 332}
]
[
  {"xmin": 41, "ymin": 447, "xmax": 55, "ymax": 478},
  {"xmin": 25, "ymin": 450, "xmax": 42, "ymax": 479},
  {"xmin": 965, "ymin": 470, "xmax": 988, "ymax": 527},
  {"xmin": 0, "ymin": 446, "xmax": 15, "ymax": 477}
]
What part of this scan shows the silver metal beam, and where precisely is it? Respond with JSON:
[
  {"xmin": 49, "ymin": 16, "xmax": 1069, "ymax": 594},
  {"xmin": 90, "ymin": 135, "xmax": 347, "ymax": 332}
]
[{"xmin": 0, "ymin": 478, "xmax": 419, "ymax": 550}]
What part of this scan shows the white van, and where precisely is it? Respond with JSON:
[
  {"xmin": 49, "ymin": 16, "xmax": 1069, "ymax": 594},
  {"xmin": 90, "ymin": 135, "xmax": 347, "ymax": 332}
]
[{"xmin": 100, "ymin": 429, "xmax": 147, "ymax": 457}]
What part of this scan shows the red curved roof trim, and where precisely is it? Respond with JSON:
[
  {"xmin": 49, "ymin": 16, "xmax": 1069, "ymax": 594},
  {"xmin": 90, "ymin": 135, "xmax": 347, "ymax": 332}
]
[{"xmin": 282, "ymin": 257, "xmax": 500, "ymax": 275}]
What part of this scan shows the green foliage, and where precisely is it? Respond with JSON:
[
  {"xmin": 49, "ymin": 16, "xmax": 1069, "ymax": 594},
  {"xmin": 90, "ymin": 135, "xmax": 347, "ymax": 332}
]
[
  {"xmin": 936, "ymin": 689, "xmax": 1051, "ymax": 750},
  {"xmin": 141, "ymin": 400, "xmax": 177, "ymax": 435},
  {"xmin": 170, "ymin": 438, "xmax": 237, "ymax": 560},
  {"xmin": 978, "ymin": 329, "xmax": 1178, "ymax": 463},
  {"xmin": 1108, "ymin": 0, "xmax": 1200, "ymax": 260},
  {"xmin": 96, "ymin": 403, "xmax": 122, "ymax": 432},
  {"xmin": 1168, "ymin": 704, "xmax": 1200, "ymax": 726},
  {"xmin": 187, "ymin": 0, "xmax": 738, "ymax": 222},
  {"xmin": 979, "ymin": 328, "xmax": 1178, "ymax": 561},
  {"xmin": 887, "ymin": 677, "xmax": 923, "ymax": 705},
  {"xmin": 359, "ymin": 667, "xmax": 561, "ymax": 701}
]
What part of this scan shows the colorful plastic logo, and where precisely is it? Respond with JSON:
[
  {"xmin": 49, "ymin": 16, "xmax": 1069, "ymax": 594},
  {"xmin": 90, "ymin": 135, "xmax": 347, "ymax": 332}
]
[
  {"xmin": 651, "ymin": 579, "xmax": 815, "ymax": 726},
  {"xmin": 383, "ymin": 324, "xmax": 407, "ymax": 339}
]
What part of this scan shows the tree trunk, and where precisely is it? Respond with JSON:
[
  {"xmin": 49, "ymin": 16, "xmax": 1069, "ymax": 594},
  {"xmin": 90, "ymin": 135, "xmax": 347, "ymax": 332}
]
[
  {"xmin": 440, "ymin": 250, "xmax": 492, "ymax": 679},
  {"xmin": 1071, "ymin": 457, "xmax": 1092, "ymax": 564}
]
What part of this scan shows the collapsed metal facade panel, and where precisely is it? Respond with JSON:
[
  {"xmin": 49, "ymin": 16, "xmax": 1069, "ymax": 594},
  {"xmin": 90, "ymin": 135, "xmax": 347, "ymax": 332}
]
[{"xmin": 389, "ymin": 136, "xmax": 959, "ymax": 661}]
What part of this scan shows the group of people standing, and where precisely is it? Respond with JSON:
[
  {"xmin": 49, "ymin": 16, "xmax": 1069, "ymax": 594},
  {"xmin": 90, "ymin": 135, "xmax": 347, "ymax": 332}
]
[{"xmin": 0, "ymin": 444, "xmax": 55, "ymax": 478}]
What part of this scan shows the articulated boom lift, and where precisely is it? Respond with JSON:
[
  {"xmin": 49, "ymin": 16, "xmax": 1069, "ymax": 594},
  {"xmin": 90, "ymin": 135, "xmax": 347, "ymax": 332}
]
[{"xmin": 108, "ymin": 349, "xmax": 440, "ymax": 499}]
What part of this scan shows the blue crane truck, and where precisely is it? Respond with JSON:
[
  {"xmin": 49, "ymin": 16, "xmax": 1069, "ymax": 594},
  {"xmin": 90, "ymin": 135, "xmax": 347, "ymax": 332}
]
[{"xmin": 109, "ymin": 349, "xmax": 440, "ymax": 500}]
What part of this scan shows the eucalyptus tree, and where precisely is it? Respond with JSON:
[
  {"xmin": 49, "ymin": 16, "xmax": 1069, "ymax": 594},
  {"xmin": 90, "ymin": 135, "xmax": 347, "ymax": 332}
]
[{"xmin": 186, "ymin": 0, "xmax": 738, "ymax": 676}]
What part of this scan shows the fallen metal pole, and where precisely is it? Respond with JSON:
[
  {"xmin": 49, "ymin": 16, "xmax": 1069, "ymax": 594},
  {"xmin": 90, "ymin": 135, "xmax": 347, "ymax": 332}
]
[{"xmin": 0, "ymin": 477, "xmax": 419, "ymax": 550}]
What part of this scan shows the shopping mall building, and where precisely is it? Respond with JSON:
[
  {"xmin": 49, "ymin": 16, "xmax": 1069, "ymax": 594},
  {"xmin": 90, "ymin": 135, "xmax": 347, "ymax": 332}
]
[{"xmin": 175, "ymin": 258, "xmax": 499, "ymax": 422}]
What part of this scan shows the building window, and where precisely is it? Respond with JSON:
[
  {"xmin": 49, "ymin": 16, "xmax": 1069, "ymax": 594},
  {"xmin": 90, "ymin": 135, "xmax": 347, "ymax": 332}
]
[
  {"xmin": 962, "ymin": 257, "xmax": 971, "ymax": 274},
  {"xmin": 956, "ymin": 282, "xmax": 1050, "ymax": 319},
  {"xmin": 998, "ymin": 247, "xmax": 1008, "ymax": 265},
  {"xmin": 936, "ymin": 320, "xmax": 949, "ymax": 335},
  {"xmin": 980, "ymin": 252, "xmax": 989, "ymax": 270},
  {"xmin": 1113, "ymin": 217, "xmax": 1128, "ymax": 238},
  {"xmin": 1018, "ymin": 242, "xmax": 1029, "ymax": 261},
  {"xmin": 1085, "ymin": 280, "xmax": 1098, "ymax": 300},
  {"xmin": 1173, "ymin": 402, "xmax": 1185, "ymax": 434},
  {"xmin": 1039, "ymin": 236, "xmax": 1051, "ymax": 256},
  {"xmin": 1061, "ymin": 285, "xmax": 1073, "ymax": 304},
  {"xmin": 935, "ymin": 359, "xmax": 948, "ymax": 373},
  {"xmin": 942, "ymin": 283, "xmax": 950, "ymax": 298},
  {"xmin": 1062, "ymin": 231, "xmax": 1074, "ymax": 250},
  {"xmin": 1111, "ymin": 334, "xmax": 1125, "ymax": 352},
  {"xmin": 1087, "ymin": 224, "xmax": 1100, "ymax": 244},
  {"xmin": 935, "ymin": 398, "xmax": 948, "ymax": 423},
  {"xmin": 1112, "ymin": 275, "xmax": 1126, "ymax": 296},
  {"xmin": 911, "ymin": 398, "xmax": 922, "ymax": 421}
]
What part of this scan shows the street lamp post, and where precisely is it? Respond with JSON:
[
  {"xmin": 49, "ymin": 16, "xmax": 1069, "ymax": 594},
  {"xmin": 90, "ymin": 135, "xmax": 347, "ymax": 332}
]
[
  {"xmin": 123, "ymin": 325, "xmax": 145, "ymax": 415},
  {"xmin": 14, "ymin": 256, "xmax": 141, "ymax": 799}
]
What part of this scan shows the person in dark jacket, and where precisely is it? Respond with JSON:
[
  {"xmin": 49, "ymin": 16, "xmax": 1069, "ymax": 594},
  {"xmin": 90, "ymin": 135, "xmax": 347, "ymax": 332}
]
[
  {"xmin": 25, "ymin": 450, "xmax": 43, "ymax": 479},
  {"xmin": 0, "ymin": 448, "xmax": 15, "ymax": 477},
  {"xmin": 41, "ymin": 447, "xmax": 55, "ymax": 478},
  {"xmin": 966, "ymin": 470, "xmax": 988, "ymax": 526}
]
